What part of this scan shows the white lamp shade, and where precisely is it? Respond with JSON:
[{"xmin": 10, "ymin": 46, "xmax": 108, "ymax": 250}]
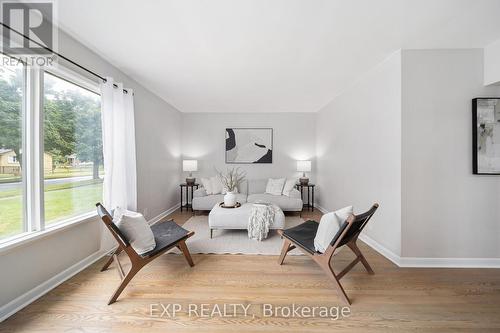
[
  {"xmin": 297, "ymin": 160, "xmax": 311, "ymax": 172},
  {"xmin": 183, "ymin": 160, "xmax": 198, "ymax": 172}
]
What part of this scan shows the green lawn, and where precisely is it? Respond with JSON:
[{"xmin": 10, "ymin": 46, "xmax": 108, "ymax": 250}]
[
  {"xmin": 0, "ymin": 166, "xmax": 104, "ymax": 184},
  {"xmin": 0, "ymin": 196, "xmax": 23, "ymax": 238},
  {"xmin": 0, "ymin": 180, "xmax": 103, "ymax": 239}
]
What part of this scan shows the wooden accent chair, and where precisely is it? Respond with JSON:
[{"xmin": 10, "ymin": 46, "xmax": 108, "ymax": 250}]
[
  {"xmin": 96, "ymin": 203, "xmax": 195, "ymax": 305},
  {"xmin": 278, "ymin": 203, "xmax": 379, "ymax": 305}
]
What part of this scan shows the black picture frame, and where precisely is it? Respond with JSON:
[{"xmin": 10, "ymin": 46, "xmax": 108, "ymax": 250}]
[
  {"xmin": 472, "ymin": 98, "xmax": 500, "ymax": 175},
  {"xmin": 225, "ymin": 128, "xmax": 273, "ymax": 164}
]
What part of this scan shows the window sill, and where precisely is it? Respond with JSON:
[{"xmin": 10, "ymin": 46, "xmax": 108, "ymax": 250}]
[{"xmin": 0, "ymin": 212, "xmax": 99, "ymax": 255}]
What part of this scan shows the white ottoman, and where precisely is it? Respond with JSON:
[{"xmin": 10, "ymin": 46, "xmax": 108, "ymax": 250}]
[{"xmin": 208, "ymin": 203, "xmax": 285, "ymax": 238}]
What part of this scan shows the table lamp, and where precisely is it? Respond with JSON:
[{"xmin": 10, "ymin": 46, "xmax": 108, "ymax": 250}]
[
  {"xmin": 297, "ymin": 160, "xmax": 311, "ymax": 185},
  {"xmin": 183, "ymin": 160, "xmax": 198, "ymax": 185}
]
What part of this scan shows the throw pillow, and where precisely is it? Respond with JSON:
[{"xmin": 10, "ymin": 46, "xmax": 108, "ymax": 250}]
[
  {"xmin": 282, "ymin": 179, "xmax": 296, "ymax": 196},
  {"xmin": 265, "ymin": 178, "xmax": 286, "ymax": 196},
  {"xmin": 210, "ymin": 176, "xmax": 223, "ymax": 194},
  {"xmin": 313, "ymin": 205, "xmax": 353, "ymax": 253},
  {"xmin": 201, "ymin": 177, "xmax": 213, "ymax": 195},
  {"xmin": 113, "ymin": 207, "xmax": 156, "ymax": 255}
]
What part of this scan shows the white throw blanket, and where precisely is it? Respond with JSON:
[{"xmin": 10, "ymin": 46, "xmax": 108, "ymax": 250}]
[{"xmin": 248, "ymin": 203, "xmax": 280, "ymax": 241}]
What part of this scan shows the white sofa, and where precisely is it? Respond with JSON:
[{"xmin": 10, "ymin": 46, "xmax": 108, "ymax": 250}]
[
  {"xmin": 192, "ymin": 179, "xmax": 303, "ymax": 212},
  {"xmin": 192, "ymin": 187, "xmax": 248, "ymax": 211}
]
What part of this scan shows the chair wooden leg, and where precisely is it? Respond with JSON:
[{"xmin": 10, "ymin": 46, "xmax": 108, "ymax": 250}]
[
  {"xmin": 348, "ymin": 242, "xmax": 374, "ymax": 275},
  {"xmin": 177, "ymin": 240, "xmax": 195, "ymax": 267},
  {"xmin": 318, "ymin": 259, "xmax": 351, "ymax": 305},
  {"xmin": 101, "ymin": 247, "xmax": 122, "ymax": 272},
  {"xmin": 278, "ymin": 239, "xmax": 292, "ymax": 265},
  {"xmin": 108, "ymin": 264, "xmax": 142, "ymax": 305}
]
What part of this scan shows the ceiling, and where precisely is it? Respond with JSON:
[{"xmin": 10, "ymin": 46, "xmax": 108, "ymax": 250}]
[{"xmin": 57, "ymin": 0, "xmax": 500, "ymax": 113}]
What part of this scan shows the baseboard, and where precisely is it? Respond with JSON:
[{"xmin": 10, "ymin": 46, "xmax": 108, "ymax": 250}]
[
  {"xmin": 315, "ymin": 204, "xmax": 328, "ymax": 214},
  {"xmin": 399, "ymin": 257, "xmax": 500, "ymax": 268},
  {"xmin": 0, "ymin": 250, "xmax": 108, "ymax": 322},
  {"xmin": 314, "ymin": 203, "xmax": 500, "ymax": 268},
  {"xmin": 358, "ymin": 233, "xmax": 401, "ymax": 266},
  {"xmin": 148, "ymin": 203, "xmax": 181, "ymax": 226}
]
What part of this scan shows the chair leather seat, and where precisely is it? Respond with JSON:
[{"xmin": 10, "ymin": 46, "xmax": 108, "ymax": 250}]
[
  {"xmin": 282, "ymin": 220, "xmax": 319, "ymax": 254},
  {"xmin": 141, "ymin": 221, "xmax": 190, "ymax": 258}
]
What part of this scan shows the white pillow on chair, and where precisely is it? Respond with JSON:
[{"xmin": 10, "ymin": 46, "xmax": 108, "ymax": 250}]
[
  {"xmin": 314, "ymin": 206, "xmax": 353, "ymax": 253},
  {"xmin": 113, "ymin": 207, "xmax": 156, "ymax": 255},
  {"xmin": 265, "ymin": 178, "xmax": 286, "ymax": 196}
]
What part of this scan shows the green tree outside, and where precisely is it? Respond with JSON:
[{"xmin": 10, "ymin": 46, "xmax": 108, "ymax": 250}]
[{"xmin": 0, "ymin": 61, "xmax": 104, "ymax": 238}]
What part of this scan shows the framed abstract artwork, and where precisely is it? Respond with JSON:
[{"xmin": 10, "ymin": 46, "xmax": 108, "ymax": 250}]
[
  {"xmin": 225, "ymin": 128, "xmax": 273, "ymax": 164},
  {"xmin": 472, "ymin": 98, "xmax": 500, "ymax": 175}
]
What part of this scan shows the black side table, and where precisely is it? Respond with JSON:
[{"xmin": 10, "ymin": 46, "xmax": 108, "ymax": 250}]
[
  {"xmin": 180, "ymin": 183, "xmax": 199, "ymax": 212},
  {"xmin": 295, "ymin": 183, "xmax": 315, "ymax": 211}
]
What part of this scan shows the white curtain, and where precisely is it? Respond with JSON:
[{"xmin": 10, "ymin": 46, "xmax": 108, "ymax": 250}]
[{"xmin": 100, "ymin": 77, "xmax": 137, "ymax": 250}]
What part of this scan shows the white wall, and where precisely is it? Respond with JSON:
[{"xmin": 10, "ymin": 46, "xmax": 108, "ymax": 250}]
[
  {"xmin": 315, "ymin": 51, "xmax": 402, "ymax": 256},
  {"xmin": 401, "ymin": 49, "xmax": 500, "ymax": 258},
  {"xmin": 0, "ymin": 221, "xmax": 100, "ymax": 318},
  {"xmin": 134, "ymin": 95, "xmax": 181, "ymax": 220},
  {"xmin": 484, "ymin": 39, "xmax": 500, "ymax": 86},
  {"xmin": 0, "ymin": 29, "xmax": 182, "ymax": 313},
  {"xmin": 181, "ymin": 113, "xmax": 316, "ymax": 182}
]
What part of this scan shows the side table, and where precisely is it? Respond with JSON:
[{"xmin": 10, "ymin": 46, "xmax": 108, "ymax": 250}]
[
  {"xmin": 180, "ymin": 183, "xmax": 199, "ymax": 212},
  {"xmin": 295, "ymin": 183, "xmax": 315, "ymax": 211}
]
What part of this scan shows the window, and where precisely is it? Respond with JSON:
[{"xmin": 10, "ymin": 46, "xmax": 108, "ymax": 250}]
[
  {"xmin": 7, "ymin": 155, "xmax": 18, "ymax": 163},
  {"xmin": 0, "ymin": 57, "xmax": 103, "ymax": 243},
  {"xmin": 43, "ymin": 72, "xmax": 103, "ymax": 225},
  {"xmin": 0, "ymin": 54, "xmax": 25, "ymax": 240}
]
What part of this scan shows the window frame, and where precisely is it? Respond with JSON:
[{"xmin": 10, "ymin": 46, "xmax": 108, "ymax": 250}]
[{"xmin": 0, "ymin": 60, "xmax": 103, "ymax": 250}]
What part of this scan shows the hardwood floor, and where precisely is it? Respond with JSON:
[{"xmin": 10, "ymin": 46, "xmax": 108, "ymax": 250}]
[{"xmin": 1, "ymin": 208, "xmax": 500, "ymax": 332}]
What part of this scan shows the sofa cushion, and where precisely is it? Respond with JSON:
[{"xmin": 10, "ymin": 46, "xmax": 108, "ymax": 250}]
[
  {"xmin": 248, "ymin": 179, "xmax": 268, "ymax": 194},
  {"xmin": 288, "ymin": 188, "xmax": 301, "ymax": 199},
  {"xmin": 265, "ymin": 178, "xmax": 286, "ymax": 195},
  {"xmin": 193, "ymin": 188, "xmax": 207, "ymax": 197},
  {"xmin": 192, "ymin": 193, "xmax": 247, "ymax": 211},
  {"xmin": 237, "ymin": 179, "xmax": 248, "ymax": 195},
  {"xmin": 210, "ymin": 176, "xmax": 223, "ymax": 194},
  {"xmin": 247, "ymin": 193, "xmax": 302, "ymax": 211},
  {"xmin": 200, "ymin": 177, "xmax": 213, "ymax": 194},
  {"xmin": 193, "ymin": 194, "xmax": 223, "ymax": 210},
  {"xmin": 282, "ymin": 179, "xmax": 296, "ymax": 196}
]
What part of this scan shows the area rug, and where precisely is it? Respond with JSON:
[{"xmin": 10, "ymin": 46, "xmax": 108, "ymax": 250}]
[{"xmin": 173, "ymin": 215, "xmax": 306, "ymax": 255}]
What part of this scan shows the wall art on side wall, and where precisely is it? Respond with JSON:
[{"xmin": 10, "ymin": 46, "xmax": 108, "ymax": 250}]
[
  {"xmin": 225, "ymin": 128, "xmax": 273, "ymax": 163},
  {"xmin": 473, "ymin": 98, "xmax": 500, "ymax": 175}
]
